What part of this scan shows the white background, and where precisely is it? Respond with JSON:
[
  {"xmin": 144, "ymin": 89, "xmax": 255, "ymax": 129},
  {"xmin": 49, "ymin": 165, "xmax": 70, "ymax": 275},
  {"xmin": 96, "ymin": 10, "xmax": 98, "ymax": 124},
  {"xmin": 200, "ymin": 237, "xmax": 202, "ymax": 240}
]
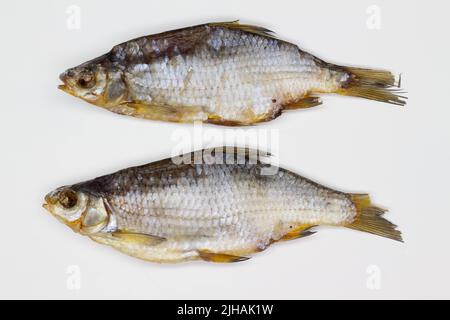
[{"xmin": 1, "ymin": 0, "xmax": 449, "ymax": 299}]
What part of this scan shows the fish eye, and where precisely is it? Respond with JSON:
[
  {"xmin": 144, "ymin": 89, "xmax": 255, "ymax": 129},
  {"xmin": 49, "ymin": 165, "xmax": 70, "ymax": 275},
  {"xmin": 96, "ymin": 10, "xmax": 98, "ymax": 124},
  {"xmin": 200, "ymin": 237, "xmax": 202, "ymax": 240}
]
[
  {"xmin": 77, "ymin": 75, "xmax": 95, "ymax": 89},
  {"xmin": 58, "ymin": 189, "xmax": 78, "ymax": 209}
]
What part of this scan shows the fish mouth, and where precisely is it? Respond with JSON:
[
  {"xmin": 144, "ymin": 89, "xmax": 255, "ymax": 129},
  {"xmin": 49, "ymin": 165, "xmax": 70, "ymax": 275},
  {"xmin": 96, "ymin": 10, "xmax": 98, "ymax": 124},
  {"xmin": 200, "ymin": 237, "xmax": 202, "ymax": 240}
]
[
  {"xmin": 42, "ymin": 194, "xmax": 53, "ymax": 212},
  {"xmin": 58, "ymin": 83, "xmax": 70, "ymax": 93},
  {"xmin": 42, "ymin": 198, "xmax": 82, "ymax": 233},
  {"xmin": 58, "ymin": 83, "xmax": 77, "ymax": 97}
]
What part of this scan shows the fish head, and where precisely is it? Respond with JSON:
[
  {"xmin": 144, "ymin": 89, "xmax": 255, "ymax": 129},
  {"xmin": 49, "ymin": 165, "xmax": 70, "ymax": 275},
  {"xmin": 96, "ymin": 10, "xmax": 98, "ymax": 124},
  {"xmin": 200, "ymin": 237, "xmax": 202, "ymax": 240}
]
[
  {"xmin": 59, "ymin": 62, "xmax": 108, "ymax": 105},
  {"xmin": 43, "ymin": 187, "xmax": 110, "ymax": 235},
  {"xmin": 59, "ymin": 55, "xmax": 129, "ymax": 107}
]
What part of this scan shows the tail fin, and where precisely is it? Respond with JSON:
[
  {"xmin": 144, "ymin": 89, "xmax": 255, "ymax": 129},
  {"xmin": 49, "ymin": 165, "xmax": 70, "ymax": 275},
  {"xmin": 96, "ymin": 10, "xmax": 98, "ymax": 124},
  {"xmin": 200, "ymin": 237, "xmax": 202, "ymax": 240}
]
[
  {"xmin": 346, "ymin": 194, "xmax": 403, "ymax": 242},
  {"xmin": 338, "ymin": 67, "xmax": 406, "ymax": 106}
]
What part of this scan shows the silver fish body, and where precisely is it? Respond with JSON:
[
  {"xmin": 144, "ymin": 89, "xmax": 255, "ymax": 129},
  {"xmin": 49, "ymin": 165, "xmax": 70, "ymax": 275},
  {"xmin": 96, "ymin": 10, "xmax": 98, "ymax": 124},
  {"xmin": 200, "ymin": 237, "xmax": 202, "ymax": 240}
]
[
  {"xmin": 59, "ymin": 22, "xmax": 405, "ymax": 125},
  {"xmin": 108, "ymin": 25, "xmax": 344, "ymax": 123},
  {"xmin": 43, "ymin": 148, "xmax": 401, "ymax": 263}
]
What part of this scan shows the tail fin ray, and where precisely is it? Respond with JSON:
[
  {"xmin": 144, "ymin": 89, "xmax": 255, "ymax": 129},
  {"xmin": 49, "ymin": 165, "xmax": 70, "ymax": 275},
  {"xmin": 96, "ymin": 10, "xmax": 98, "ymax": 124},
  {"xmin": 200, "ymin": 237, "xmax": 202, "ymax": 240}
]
[
  {"xmin": 346, "ymin": 194, "xmax": 403, "ymax": 242},
  {"xmin": 339, "ymin": 67, "xmax": 406, "ymax": 106}
]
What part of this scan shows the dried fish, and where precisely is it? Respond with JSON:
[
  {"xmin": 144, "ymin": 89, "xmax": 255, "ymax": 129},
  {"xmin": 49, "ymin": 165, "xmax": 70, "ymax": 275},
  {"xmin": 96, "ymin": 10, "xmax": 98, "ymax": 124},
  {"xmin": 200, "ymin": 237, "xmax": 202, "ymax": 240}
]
[
  {"xmin": 59, "ymin": 21, "xmax": 405, "ymax": 125},
  {"xmin": 43, "ymin": 148, "xmax": 401, "ymax": 263}
]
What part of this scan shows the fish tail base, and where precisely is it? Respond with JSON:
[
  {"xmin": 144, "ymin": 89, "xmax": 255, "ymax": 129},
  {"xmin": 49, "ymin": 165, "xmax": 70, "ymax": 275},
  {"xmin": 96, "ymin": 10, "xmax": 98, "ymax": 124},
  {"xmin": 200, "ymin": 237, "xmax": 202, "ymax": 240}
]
[{"xmin": 346, "ymin": 194, "xmax": 403, "ymax": 242}]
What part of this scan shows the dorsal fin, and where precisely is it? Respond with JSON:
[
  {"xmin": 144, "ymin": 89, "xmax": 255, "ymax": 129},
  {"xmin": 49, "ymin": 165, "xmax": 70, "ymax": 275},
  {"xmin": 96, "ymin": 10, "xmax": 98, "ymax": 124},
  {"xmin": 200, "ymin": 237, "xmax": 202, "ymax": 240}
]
[
  {"xmin": 170, "ymin": 146, "xmax": 273, "ymax": 167},
  {"xmin": 207, "ymin": 21, "xmax": 277, "ymax": 39}
]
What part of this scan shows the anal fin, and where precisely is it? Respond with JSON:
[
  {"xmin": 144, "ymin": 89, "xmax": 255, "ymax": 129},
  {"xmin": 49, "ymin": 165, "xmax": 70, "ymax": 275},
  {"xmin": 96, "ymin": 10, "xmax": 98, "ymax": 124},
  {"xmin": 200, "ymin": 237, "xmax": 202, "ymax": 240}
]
[
  {"xmin": 280, "ymin": 225, "xmax": 317, "ymax": 241},
  {"xmin": 283, "ymin": 97, "xmax": 322, "ymax": 110},
  {"xmin": 198, "ymin": 250, "xmax": 250, "ymax": 263}
]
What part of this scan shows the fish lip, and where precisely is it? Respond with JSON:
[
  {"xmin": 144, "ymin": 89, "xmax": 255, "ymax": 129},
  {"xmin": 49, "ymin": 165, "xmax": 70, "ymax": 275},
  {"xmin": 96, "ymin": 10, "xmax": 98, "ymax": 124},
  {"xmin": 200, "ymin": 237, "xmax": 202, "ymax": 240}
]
[{"xmin": 58, "ymin": 83, "xmax": 73, "ymax": 95}]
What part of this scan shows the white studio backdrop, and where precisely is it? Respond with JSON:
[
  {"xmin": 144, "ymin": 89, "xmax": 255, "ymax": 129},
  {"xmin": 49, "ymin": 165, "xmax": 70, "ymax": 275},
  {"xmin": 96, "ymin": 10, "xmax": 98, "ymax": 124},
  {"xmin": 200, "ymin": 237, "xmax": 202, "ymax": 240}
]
[{"xmin": 0, "ymin": 0, "xmax": 449, "ymax": 299}]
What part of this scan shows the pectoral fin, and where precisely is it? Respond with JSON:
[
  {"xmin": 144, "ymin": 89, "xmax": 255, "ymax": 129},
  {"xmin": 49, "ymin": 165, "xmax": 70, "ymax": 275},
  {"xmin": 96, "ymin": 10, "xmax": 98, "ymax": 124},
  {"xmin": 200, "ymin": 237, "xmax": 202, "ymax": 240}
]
[
  {"xmin": 107, "ymin": 231, "xmax": 166, "ymax": 246},
  {"xmin": 208, "ymin": 21, "xmax": 277, "ymax": 40},
  {"xmin": 198, "ymin": 250, "xmax": 250, "ymax": 263},
  {"xmin": 283, "ymin": 97, "xmax": 322, "ymax": 110}
]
